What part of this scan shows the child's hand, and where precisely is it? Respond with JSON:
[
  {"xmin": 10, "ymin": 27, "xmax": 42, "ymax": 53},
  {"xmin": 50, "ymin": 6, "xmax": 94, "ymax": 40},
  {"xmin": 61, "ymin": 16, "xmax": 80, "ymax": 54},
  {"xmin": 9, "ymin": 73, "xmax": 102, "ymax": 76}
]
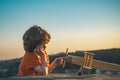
[
  {"xmin": 34, "ymin": 45, "xmax": 46, "ymax": 56},
  {"xmin": 54, "ymin": 57, "xmax": 64, "ymax": 66}
]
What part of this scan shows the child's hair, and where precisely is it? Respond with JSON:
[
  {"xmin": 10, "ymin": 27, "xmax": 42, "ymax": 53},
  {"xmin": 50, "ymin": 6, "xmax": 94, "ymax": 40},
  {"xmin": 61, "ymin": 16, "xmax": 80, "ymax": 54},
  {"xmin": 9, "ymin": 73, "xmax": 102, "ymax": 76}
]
[{"xmin": 23, "ymin": 25, "xmax": 51, "ymax": 52}]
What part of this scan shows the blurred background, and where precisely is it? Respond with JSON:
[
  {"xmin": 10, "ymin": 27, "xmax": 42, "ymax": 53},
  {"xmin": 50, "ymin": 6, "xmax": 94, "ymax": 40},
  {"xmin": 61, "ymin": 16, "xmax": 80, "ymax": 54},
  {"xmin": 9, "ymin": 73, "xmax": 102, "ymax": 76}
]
[{"xmin": 0, "ymin": 0, "xmax": 120, "ymax": 60}]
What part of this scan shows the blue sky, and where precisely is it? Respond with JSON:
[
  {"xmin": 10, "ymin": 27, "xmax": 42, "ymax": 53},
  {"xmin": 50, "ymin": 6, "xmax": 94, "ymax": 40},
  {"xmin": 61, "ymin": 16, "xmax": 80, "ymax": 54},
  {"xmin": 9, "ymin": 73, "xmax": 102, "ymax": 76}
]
[{"xmin": 0, "ymin": 0, "xmax": 120, "ymax": 60}]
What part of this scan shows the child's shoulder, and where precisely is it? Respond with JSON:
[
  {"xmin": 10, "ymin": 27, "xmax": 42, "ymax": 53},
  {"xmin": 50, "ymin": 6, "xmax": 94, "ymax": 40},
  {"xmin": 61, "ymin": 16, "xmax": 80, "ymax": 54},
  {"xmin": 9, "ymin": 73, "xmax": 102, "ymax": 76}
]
[{"xmin": 24, "ymin": 52, "xmax": 38, "ymax": 59}]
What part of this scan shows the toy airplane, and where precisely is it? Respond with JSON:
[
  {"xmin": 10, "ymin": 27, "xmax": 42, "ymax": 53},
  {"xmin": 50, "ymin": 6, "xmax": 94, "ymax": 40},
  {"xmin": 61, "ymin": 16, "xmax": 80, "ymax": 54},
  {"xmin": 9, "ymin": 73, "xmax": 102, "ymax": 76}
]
[{"xmin": 63, "ymin": 48, "xmax": 120, "ymax": 75}]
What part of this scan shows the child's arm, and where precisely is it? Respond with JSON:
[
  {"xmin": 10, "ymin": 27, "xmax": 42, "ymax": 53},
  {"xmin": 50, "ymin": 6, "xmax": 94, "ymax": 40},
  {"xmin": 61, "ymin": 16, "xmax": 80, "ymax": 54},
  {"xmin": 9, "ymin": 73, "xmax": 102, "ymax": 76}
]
[
  {"xmin": 48, "ymin": 57, "xmax": 64, "ymax": 73},
  {"xmin": 34, "ymin": 45, "xmax": 64, "ymax": 75},
  {"xmin": 34, "ymin": 54, "xmax": 48, "ymax": 76},
  {"xmin": 34, "ymin": 46, "xmax": 49, "ymax": 76}
]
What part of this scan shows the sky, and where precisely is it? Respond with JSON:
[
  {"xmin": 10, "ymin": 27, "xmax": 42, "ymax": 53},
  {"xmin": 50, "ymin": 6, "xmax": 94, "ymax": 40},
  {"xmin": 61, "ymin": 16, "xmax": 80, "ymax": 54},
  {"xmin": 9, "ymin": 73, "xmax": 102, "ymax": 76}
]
[{"xmin": 0, "ymin": 0, "xmax": 120, "ymax": 60}]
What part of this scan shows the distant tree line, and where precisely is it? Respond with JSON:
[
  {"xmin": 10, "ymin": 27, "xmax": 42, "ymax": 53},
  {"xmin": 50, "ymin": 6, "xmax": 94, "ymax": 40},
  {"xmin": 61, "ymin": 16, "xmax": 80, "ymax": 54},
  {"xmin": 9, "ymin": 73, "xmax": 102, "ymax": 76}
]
[{"xmin": 0, "ymin": 48, "xmax": 120, "ymax": 77}]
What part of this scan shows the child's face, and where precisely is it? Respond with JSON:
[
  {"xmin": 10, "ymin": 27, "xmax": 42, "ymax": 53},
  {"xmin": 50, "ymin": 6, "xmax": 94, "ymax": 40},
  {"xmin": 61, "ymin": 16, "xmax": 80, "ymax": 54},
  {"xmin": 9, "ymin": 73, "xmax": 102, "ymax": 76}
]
[
  {"xmin": 41, "ymin": 44, "xmax": 47, "ymax": 49},
  {"xmin": 34, "ymin": 44, "xmax": 47, "ymax": 55},
  {"xmin": 37, "ymin": 44, "xmax": 47, "ymax": 51}
]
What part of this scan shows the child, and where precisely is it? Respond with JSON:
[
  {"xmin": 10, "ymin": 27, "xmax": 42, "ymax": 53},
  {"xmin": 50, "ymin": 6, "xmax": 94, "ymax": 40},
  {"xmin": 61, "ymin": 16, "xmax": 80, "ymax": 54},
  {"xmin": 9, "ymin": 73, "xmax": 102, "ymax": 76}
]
[{"xmin": 18, "ymin": 25, "xmax": 64, "ymax": 76}]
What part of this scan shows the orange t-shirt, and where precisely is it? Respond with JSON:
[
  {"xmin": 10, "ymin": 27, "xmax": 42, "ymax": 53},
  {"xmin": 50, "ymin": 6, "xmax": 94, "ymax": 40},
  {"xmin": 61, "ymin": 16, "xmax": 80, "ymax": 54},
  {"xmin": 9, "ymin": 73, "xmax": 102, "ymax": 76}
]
[{"xmin": 18, "ymin": 51, "xmax": 49, "ymax": 76}]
